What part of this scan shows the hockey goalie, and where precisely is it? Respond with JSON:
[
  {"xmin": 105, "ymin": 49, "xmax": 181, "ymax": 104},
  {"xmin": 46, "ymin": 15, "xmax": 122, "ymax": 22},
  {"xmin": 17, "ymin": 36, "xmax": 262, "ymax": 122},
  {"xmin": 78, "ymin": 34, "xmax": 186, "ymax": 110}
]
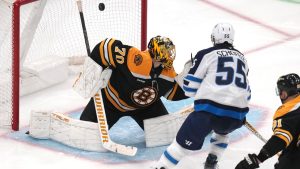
[{"xmin": 28, "ymin": 36, "xmax": 193, "ymax": 156}]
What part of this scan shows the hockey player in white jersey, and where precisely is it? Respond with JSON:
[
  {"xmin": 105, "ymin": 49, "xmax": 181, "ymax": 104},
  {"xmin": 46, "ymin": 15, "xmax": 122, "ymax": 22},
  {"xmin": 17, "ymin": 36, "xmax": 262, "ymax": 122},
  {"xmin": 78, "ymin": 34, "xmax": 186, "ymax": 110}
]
[{"xmin": 151, "ymin": 23, "xmax": 251, "ymax": 169}]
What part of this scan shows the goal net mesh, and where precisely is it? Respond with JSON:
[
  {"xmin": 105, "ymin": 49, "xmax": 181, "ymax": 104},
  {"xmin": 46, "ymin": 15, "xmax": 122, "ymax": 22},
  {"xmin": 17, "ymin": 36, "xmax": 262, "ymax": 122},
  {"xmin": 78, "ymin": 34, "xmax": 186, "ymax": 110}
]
[{"xmin": 0, "ymin": 0, "xmax": 146, "ymax": 130}]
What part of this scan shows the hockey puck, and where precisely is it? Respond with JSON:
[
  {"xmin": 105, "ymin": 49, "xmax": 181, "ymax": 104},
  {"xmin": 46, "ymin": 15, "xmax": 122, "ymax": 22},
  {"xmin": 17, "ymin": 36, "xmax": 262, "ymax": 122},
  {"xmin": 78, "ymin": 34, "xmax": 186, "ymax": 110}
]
[{"xmin": 99, "ymin": 3, "xmax": 105, "ymax": 11}]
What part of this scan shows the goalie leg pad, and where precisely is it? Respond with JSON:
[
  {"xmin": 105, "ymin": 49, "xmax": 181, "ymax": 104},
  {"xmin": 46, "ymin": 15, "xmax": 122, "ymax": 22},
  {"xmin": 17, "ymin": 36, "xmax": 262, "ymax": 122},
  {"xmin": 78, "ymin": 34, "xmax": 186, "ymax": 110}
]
[
  {"xmin": 144, "ymin": 105, "xmax": 193, "ymax": 147},
  {"xmin": 29, "ymin": 110, "xmax": 51, "ymax": 139},
  {"xmin": 50, "ymin": 112, "xmax": 107, "ymax": 152},
  {"xmin": 29, "ymin": 110, "xmax": 107, "ymax": 152}
]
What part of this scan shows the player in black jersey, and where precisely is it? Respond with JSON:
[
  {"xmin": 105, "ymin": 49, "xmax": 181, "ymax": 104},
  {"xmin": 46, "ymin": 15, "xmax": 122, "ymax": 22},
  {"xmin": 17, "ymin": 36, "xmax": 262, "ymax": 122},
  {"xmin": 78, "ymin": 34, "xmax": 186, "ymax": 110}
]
[
  {"xmin": 79, "ymin": 36, "xmax": 188, "ymax": 130},
  {"xmin": 235, "ymin": 73, "xmax": 300, "ymax": 169}
]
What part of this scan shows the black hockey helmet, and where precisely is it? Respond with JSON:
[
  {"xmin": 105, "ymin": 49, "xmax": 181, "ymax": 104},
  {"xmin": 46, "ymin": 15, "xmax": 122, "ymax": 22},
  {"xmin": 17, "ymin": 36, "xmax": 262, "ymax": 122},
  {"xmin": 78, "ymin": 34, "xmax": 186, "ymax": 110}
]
[{"xmin": 276, "ymin": 73, "xmax": 300, "ymax": 96}]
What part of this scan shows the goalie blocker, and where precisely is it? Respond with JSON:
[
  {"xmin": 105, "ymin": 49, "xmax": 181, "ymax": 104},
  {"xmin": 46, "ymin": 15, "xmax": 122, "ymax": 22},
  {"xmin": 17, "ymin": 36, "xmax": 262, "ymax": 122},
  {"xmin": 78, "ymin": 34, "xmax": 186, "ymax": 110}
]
[{"xmin": 72, "ymin": 56, "xmax": 111, "ymax": 99}]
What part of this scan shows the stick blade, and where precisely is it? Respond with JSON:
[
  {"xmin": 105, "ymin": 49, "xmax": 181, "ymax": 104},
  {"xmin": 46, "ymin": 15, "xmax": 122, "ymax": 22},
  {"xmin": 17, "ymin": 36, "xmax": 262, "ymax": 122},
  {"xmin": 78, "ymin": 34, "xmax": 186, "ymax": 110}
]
[{"xmin": 103, "ymin": 142, "xmax": 138, "ymax": 156}]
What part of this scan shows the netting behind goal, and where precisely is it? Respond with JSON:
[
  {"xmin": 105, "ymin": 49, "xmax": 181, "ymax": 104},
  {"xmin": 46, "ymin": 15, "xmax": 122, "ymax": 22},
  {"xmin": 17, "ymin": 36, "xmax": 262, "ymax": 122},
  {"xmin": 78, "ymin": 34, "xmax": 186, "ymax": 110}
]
[{"xmin": 0, "ymin": 0, "xmax": 147, "ymax": 130}]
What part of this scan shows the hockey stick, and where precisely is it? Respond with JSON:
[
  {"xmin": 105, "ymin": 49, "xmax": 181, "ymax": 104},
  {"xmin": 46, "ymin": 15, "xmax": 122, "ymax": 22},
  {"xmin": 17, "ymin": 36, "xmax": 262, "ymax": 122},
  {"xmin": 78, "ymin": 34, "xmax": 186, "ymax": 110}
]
[
  {"xmin": 244, "ymin": 121, "xmax": 282, "ymax": 156},
  {"xmin": 76, "ymin": 0, "xmax": 137, "ymax": 156},
  {"xmin": 244, "ymin": 121, "xmax": 268, "ymax": 143},
  {"xmin": 76, "ymin": 0, "xmax": 90, "ymax": 56},
  {"xmin": 93, "ymin": 91, "xmax": 137, "ymax": 156},
  {"xmin": 165, "ymin": 104, "xmax": 269, "ymax": 144}
]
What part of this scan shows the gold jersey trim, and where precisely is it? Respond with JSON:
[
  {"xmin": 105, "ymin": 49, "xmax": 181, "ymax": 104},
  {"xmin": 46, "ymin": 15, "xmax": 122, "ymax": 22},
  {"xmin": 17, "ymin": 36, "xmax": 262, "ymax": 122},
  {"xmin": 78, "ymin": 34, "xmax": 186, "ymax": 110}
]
[
  {"xmin": 167, "ymin": 83, "xmax": 179, "ymax": 100},
  {"xmin": 99, "ymin": 38, "xmax": 116, "ymax": 67},
  {"xmin": 104, "ymin": 87, "xmax": 126, "ymax": 112},
  {"xmin": 273, "ymin": 95, "xmax": 300, "ymax": 120},
  {"xmin": 104, "ymin": 82, "xmax": 136, "ymax": 112},
  {"xmin": 274, "ymin": 128, "xmax": 293, "ymax": 146}
]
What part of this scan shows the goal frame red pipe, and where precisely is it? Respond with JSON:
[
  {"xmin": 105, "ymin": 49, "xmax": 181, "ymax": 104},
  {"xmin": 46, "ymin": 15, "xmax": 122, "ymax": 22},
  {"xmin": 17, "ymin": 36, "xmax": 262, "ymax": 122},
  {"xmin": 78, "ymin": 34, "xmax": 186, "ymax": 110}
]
[{"xmin": 12, "ymin": 0, "xmax": 38, "ymax": 131}]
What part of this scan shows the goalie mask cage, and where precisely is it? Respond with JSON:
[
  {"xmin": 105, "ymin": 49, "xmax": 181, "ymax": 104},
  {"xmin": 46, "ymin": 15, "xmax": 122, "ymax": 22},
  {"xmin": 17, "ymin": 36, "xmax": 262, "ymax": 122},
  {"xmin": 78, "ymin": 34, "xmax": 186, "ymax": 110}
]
[{"xmin": 0, "ymin": 0, "xmax": 147, "ymax": 131}]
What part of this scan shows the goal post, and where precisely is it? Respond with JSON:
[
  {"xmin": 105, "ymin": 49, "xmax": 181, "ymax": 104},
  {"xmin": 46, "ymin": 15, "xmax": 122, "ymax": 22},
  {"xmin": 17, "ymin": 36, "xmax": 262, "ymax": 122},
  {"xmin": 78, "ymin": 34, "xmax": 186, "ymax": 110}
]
[{"xmin": 0, "ymin": 0, "xmax": 147, "ymax": 131}]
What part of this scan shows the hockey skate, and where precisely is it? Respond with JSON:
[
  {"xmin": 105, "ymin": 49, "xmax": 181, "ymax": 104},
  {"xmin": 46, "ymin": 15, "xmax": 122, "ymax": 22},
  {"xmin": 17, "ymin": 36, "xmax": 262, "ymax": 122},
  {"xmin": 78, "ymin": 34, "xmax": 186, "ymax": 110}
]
[
  {"xmin": 150, "ymin": 161, "xmax": 167, "ymax": 169},
  {"xmin": 204, "ymin": 154, "xmax": 218, "ymax": 169}
]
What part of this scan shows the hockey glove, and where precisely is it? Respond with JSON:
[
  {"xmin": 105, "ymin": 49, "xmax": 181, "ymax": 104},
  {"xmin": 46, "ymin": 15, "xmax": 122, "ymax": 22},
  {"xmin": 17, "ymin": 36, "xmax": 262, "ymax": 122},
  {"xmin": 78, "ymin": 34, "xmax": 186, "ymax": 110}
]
[
  {"xmin": 175, "ymin": 60, "xmax": 192, "ymax": 88},
  {"xmin": 235, "ymin": 154, "xmax": 260, "ymax": 169}
]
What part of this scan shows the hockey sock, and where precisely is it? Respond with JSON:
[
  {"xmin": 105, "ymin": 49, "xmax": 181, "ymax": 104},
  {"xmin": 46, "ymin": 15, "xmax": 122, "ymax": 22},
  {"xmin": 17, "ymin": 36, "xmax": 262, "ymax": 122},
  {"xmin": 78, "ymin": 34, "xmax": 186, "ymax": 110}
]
[
  {"xmin": 158, "ymin": 140, "xmax": 193, "ymax": 169},
  {"xmin": 208, "ymin": 132, "xmax": 229, "ymax": 161}
]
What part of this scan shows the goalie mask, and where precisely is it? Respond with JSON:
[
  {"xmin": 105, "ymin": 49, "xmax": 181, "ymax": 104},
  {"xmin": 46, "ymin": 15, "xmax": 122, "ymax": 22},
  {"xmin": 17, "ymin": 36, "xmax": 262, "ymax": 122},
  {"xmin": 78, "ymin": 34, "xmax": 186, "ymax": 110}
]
[
  {"xmin": 211, "ymin": 23, "xmax": 235, "ymax": 46},
  {"xmin": 276, "ymin": 73, "xmax": 300, "ymax": 98},
  {"xmin": 148, "ymin": 35, "xmax": 176, "ymax": 69}
]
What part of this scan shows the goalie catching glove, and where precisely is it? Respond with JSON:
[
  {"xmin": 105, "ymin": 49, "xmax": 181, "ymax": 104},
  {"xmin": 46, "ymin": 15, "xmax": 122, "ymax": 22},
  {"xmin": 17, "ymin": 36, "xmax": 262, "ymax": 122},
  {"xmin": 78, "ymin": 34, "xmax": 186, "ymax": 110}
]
[{"xmin": 73, "ymin": 57, "xmax": 112, "ymax": 98}]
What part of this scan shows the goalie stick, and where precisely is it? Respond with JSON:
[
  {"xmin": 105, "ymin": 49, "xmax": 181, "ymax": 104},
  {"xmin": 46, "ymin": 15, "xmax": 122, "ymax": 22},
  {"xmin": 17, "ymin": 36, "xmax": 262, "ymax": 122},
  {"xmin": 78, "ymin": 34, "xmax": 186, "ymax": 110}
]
[
  {"xmin": 93, "ymin": 91, "xmax": 137, "ymax": 156},
  {"xmin": 76, "ymin": 0, "xmax": 137, "ymax": 156}
]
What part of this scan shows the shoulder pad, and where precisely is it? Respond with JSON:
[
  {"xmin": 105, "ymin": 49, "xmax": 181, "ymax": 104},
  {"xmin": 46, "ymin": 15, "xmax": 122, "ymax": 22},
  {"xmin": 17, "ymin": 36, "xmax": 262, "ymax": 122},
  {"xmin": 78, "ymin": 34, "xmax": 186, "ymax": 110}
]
[{"xmin": 127, "ymin": 48, "xmax": 152, "ymax": 79}]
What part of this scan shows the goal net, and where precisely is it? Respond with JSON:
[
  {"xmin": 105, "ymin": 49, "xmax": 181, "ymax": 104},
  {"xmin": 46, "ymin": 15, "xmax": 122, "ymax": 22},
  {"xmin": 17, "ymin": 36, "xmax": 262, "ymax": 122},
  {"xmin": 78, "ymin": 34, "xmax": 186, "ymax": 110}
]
[{"xmin": 0, "ymin": 0, "xmax": 147, "ymax": 130}]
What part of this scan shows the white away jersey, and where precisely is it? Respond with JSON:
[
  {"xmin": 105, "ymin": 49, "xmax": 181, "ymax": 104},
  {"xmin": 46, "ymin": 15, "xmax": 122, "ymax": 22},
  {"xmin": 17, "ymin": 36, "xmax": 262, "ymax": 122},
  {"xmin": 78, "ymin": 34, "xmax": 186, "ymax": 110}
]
[{"xmin": 183, "ymin": 44, "xmax": 251, "ymax": 120}]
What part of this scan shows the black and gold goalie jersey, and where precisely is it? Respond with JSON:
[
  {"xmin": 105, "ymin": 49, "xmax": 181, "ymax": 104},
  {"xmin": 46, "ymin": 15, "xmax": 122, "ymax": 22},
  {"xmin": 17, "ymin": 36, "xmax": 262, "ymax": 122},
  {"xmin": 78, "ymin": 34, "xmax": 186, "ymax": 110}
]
[{"xmin": 89, "ymin": 38, "xmax": 187, "ymax": 112}]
